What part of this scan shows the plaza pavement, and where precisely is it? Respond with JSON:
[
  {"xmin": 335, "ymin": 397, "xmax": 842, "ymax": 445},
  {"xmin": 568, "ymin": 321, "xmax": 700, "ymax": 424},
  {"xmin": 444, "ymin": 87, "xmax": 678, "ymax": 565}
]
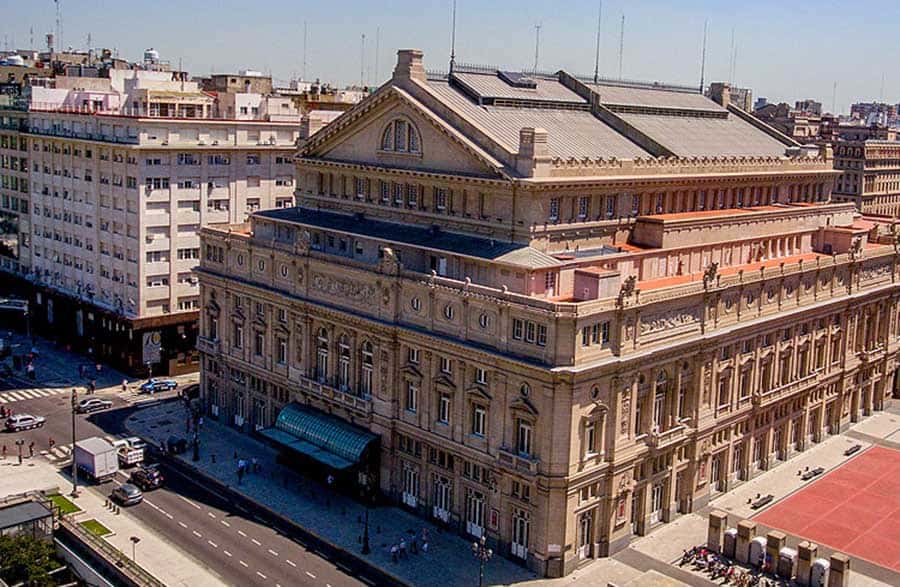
[{"xmin": 0, "ymin": 454, "xmax": 223, "ymax": 587}]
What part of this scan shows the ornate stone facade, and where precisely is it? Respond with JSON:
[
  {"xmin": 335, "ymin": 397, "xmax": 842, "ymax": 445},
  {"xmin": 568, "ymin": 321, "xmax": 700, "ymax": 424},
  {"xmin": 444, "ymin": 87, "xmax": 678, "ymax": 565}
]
[{"xmin": 196, "ymin": 50, "xmax": 900, "ymax": 578}]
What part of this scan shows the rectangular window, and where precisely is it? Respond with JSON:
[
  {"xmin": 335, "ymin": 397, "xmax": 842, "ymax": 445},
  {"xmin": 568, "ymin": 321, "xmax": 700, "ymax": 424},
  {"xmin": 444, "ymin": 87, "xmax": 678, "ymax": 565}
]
[
  {"xmin": 277, "ymin": 338, "xmax": 287, "ymax": 364},
  {"xmin": 393, "ymin": 183, "xmax": 403, "ymax": 205},
  {"xmin": 380, "ymin": 181, "xmax": 390, "ymax": 203},
  {"xmin": 406, "ymin": 381, "xmax": 418, "ymax": 413},
  {"xmin": 233, "ymin": 324, "xmax": 243, "ymax": 349},
  {"xmin": 525, "ymin": 321, "xmax": 536, "ymax": 343},
  {"xmin": 438, "ymin": 394, "xmax": 451, "ymax": 424},
  {"xmin": 408, "ymin": 347, "xmax": 420, "ymax": 364},
  {"xmin": 631, "ymin": 194, "xmax": 640, "ymax": 216},
  {"xmin": 440, "ymin": 356, "xmax": 452, "ymax": 375},
  {"xmin": 435, "ymin": 187, "xmax": 448, "ymax": 211},
  {"xmin": 254, "ymin": 332, "xmax": 264, "ymax": 356},
  {"xmin": 246, "ymin": 154, "xmax": 260, "ymax": 165},
  {"xmin": 537, "ymin": 324, "xmax": 547, "ymax": 346},
  {"xmin": 407, "ymin": 184, "xmax": 418, "ymax": 207},
  {"xmin": 475, "ymin": 367, "xmax": 487, "ymax": 385},
  {"xmin": 549, "ymin": 197, "xmax": 559, "ymax": 221},
  {"xmin": 577, "ymin": 196, "xmax": 590, "ymax": 219},
  {"xmin": 517, "ymin": 420, "xmax": 533, "ymax": 456},
  {"xmin": 605, "ymin": 195, "xmax": 616, "ymax": 218},
  {"xmin": 513, "ymin": 319, "xmax": 524, "ymax": 340},
  {"xmin": 471, "ymin": 405, "xmax": 486, "ymax": 436}
]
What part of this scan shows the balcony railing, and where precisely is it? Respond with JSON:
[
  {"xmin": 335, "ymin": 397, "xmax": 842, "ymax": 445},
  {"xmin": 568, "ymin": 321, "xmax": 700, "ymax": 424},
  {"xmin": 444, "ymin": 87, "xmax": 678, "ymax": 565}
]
[
  {"xmin": 645, "ymin": 424, "xmax": 686, "ymax": 450},
  {"xmin": 296, "ymin": 375, "xmax": 372, "ymax": 416},
  {"xmin": 197, "ymin": 336, "xmax": 220, "ymax": 355},
  {"xmin": 498, "ymin": 447, "xmax": 539, "ymax": 475},
  {"xmin": 752, "ymin": 372, "xmax": 818, "ymax": 407}
]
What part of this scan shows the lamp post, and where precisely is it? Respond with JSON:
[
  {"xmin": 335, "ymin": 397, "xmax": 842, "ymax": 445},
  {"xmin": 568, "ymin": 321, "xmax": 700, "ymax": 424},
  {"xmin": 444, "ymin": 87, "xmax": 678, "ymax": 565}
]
[
  {"xmin": 15, "ymin": 438, "xmax": 24, "ymax": 464},
  {"xmin": 129, "ymin": 536, "xmax": 140, "ymax": 561},
  {"xmin": 360, "ymin": 471, "xmax": 372, "ymax": 555},
  {"xmin": 70, "ymin": 388, "xmax": 79, "ymax": 497},
  {"xmin": 471, "ymin": 534, "xmax": 493, "ymax": 587}
]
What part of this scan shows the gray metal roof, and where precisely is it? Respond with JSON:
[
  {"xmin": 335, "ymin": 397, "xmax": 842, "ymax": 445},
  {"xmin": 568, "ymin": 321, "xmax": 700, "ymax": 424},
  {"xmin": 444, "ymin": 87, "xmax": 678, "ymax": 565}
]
[
  {"xmin": 590, "ymin": 82, "xmax": 722, "ymax": 112},
  {"xmin": 452, "ymin": 71, "xmax": 587, "ymax": 104},
  {"xmin": 0, "ymin": 501, "xmax": 52, "ymax": 529},
  {"xmin": 427, "ymin": 80, "xmax": 651, "ymax": 160},
  {"xmin": 617, "ymin": 112, "xmax": 790, "ymax": 157},
  {"xmin": 75, "ymin": 437, "xmax": 114, "ymax": 453},
  {"xmin": 256, "ymin": 207, "xmax": 562, "ymax": 269}
]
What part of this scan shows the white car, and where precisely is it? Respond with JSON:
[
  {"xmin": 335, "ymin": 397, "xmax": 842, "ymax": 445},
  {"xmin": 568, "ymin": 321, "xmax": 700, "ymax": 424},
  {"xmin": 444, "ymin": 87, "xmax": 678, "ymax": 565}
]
[
  {"xmin": 5, "ymin": 414, "xmax": 46, "ymax": 431},
  {"xmin": 124, "ymin": 437, "xmax": 147, "ymax": 451}
]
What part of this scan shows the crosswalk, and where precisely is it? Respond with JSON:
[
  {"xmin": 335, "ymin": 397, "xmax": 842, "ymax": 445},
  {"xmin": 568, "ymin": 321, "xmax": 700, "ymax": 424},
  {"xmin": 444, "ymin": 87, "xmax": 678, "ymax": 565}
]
[
  {"xmin": 42, "ymin": 435, "xmax": 122, "ymax": 464},
  {"xmin": 0, "ymin": 387, "xmax": 71, "ymax": 404}
]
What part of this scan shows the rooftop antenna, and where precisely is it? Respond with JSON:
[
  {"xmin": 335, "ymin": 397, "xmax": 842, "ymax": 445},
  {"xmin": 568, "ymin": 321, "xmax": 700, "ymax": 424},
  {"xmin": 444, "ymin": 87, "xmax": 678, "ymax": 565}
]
[
  {"xmin": 449, "ymin": 0, "xmax": 457, "ymax": 74},
  {"xmin": 374, "ymin": 26, "xmax": 380, "ymax": 85},
  {"xmin": 880, "ymin": 72, "xmax": 885, "ymax": 103},
  {"xmin": 30, "ymin": 26, "xmax": 34, "ymax": 49},
  {"xmin": 360, "ymin": 33, "xmax": 366, "ymax": 87},
  {"xmin": 832, "ymin": 80, "xmax": 838, "ymax": 115},
  {"xmin": 302, "ymin": 20, "xmax": 308, "ymax": 80},
  {"xmin": 533, "ymin": 23, "xmax": 542, "ymax": 74},
  {"xmin": 617, "ymin": 13, "xmax": 624, "ymax": 80},
  {"xmin": 55, "ymin": 0, "xmax": 62, "ymax": 53},
  {"xmin": 728, "ymin": 27, "xmax": 736, "ymax": 85},
  {"xmin": 593, "ymin": 2, "xmax": 602, "ymax": 84},
  {"xmin": 699, "ymin": 19, "xmax": 708, "ymax": 93},
  {"xmin": 179, "ymin": 57, "xmax": 184, "ymax": 91},
  {"xmin": 87, "ymin": 32, "xmax": 91, "ymax": 50}
]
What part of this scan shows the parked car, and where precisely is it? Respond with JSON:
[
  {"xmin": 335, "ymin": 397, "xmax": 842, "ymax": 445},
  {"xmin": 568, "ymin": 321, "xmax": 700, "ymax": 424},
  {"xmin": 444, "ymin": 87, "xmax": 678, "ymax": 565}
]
[
  {"xmin": 129, "ymin": 465, "xmax": 164, "ymax": 491},
  {"xmin": 139, "ymin": 378, "xmax": 178, "ymax": 394},
  {"xmin": 5, "ymin": 414, "xmax": 46, "ymax": 431},
  {"xmin": 111, "ymin": 483, "xmax": 143, "ymax": 506},
  {"xmin": 75, "ymin": 397, "xmax": 113, "ymax": 413}
]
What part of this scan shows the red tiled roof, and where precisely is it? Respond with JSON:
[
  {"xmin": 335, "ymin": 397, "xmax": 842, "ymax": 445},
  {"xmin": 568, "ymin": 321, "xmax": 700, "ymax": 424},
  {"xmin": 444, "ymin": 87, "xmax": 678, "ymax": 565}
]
[{"xmin": 637, "ymin": 252, "xmax": 824, "ymax": 291}]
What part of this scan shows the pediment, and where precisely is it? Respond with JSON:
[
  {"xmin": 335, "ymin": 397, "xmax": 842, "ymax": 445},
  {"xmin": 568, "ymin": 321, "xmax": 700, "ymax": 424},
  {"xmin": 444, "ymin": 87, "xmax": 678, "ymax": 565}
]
[
  {"xmin": 401, "ymin": 364, "xmax": 423, "ymax": 379},
  {"xmin": 302, "ymin": 86, "xmax": 507, "ymax": 178},
  {"xmin": 433, "ymin": 373, "xmax": 456, "ymax": 390},
  {"xmin": 231, "ymin": 306, "xmax": 245, "ymax": 322},
  {"xmin": 510, "ymin": 396, "xmax": 538, "ymax": 417},
  {"xmin": 465, "ymin": 384, "xmax": 492, "ymax": 402}
]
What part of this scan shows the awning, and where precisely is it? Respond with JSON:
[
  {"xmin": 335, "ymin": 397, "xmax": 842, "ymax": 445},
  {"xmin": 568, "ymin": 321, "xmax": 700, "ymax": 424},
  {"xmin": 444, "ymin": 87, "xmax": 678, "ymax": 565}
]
[{"xmin": 259, "ymin": 403, "xmax": 379, "ymax": 471}]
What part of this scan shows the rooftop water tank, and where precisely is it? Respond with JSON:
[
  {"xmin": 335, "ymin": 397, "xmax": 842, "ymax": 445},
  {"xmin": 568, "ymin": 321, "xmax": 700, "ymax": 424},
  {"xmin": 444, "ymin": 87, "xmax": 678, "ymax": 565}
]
[{"xmin": 144, "ymin": 48, "xmax": 160, "ymax": 63}]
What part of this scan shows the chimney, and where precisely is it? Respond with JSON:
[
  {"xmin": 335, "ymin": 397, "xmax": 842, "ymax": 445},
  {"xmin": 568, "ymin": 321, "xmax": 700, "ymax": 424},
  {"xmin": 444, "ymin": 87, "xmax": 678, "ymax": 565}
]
[
  {"xmin": 516, "ymin": 127, "xmax": 551, "ymax": 177},
  {"xmin": 709, "ymin": 82, "xmax": 731, "ymax": 108},
  {"xmin": 393, "ymin": 49, "xmax": 426, "ymax": 82}
]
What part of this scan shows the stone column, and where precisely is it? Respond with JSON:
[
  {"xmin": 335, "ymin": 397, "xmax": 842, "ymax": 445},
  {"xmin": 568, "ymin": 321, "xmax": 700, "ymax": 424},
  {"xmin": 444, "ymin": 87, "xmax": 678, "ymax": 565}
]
[
  {"xmin": 736, "ymin": 520, "xmax": 756, "ymax": 564},
  {"xmin": 828, "ymin": 553, "xmax": 850, "ymax": 587},
  {"xmin": 796, "ymin": 541, "xmax": 817, "ymax": 587},
  {"xmin": 708, "ymin": 510, "xmax": 728, "ymax": 553},
  {"xmin": 766, "ymin": 531, "xmax": 786, "ymax": 571}
]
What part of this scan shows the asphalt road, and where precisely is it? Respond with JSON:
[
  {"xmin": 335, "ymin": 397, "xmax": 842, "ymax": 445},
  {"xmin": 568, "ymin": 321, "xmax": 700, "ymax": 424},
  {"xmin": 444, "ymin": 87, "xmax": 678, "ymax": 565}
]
[{"xmin": 0, "ymin": 388, "xmax": 364, "ymax": 587}]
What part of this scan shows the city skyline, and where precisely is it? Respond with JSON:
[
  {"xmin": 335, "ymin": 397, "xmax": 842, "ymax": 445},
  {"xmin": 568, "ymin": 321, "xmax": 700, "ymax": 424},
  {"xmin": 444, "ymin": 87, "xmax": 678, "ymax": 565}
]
[{"xmin": 3, "ymin": 0, "xmax": 900, "ymax": 115}]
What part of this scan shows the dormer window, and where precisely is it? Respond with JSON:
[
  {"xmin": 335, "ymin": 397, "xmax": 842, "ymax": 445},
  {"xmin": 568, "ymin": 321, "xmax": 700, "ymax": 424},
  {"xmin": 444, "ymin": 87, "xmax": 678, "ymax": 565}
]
[{"xmin": 381, "ymin": 119, "xmax": 421, "ymax": 154}]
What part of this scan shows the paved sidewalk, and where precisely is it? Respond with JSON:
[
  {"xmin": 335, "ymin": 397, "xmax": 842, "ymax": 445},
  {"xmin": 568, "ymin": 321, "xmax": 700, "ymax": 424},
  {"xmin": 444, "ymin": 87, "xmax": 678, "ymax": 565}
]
[
  {"xmin": 0, "ymin": 456, "xmax": 222, "ymax": 586},
  {"xmin": 126, "ymin": 401, "xmax": 538, "ymax": 587}
]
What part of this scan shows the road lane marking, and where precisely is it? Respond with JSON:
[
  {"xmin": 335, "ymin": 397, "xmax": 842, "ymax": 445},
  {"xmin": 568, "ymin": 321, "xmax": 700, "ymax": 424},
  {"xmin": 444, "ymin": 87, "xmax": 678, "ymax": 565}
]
[
  {"xmin": 267, "ymin": 549, "xmax": 278, "ymax": 556},
  {"xmin": 256, "ymin": 571, "xmax": 267, "ymax": 579},
  {"xmin": 306, "ymin": 571, "xmax": 316, "ymax": 579},
  {"xmin": 192, "ymin": 530, "xmax": 202, "ymax": 538},
  {"xmin": 285, "ymin": 560, "xmax": 296, "ymax": 567},
  {"xmin": 208, "ymin": 540, "xmax": 218, "ymax": 548},
  {"xmin": 223, "ymin": 550, "xmax": 233, "ymax": 557},
  {"xmin": 0, "ymin": 397, "xmax": 7, "ymax": 404},
  {"xmin": 237, "ymin": 530, "xmax": 247, "ymax": 537},
  {"xmin": 178, "ymin": 522, "xmax": 188, "ymax": 528},
  {"xmin": 177, "ymin": 495, "xmax": 202, "ymax": 509},
  {"xmin": 220, "ymin": 520, "xmax": 230, "ymax": 527},
  {"xmin": 207, "ymin": 512, "xmax": 216, "ymax": 518},
  {"xmin": 239, "ymin": 560, "xmax": 248, "ymax": 568},
  {"xmin": 251, "ymin": 538, "xmax": 261, "ymax": 546}
]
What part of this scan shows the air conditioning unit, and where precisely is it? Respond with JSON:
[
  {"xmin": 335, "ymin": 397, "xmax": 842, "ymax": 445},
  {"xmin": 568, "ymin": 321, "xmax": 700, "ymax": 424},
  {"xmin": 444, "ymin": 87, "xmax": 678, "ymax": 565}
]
[
  {"xmin": 212, "ymin": 140, "xmax": 219, "ymax": 146},
  {"xmin": 198, "ymin": 140, "xmax": 206, "ymax": 145},
  {"xmin": 145, "ymin": 234, "xmax": 155, "ymax": 243},
  {"xmin": 268, "ymin": 136, "xmax": 276, "ymax": 145},
  {"xmin": 161, "ymin": 140, "xmax": 169, "ymax": 145}
]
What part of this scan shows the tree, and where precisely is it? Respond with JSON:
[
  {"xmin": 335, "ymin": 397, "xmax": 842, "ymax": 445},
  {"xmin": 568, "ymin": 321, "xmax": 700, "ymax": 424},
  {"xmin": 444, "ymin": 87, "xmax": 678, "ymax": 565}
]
[{"xmin": 0, "ymin": 533, "xmax": 61, "ymax": 586}]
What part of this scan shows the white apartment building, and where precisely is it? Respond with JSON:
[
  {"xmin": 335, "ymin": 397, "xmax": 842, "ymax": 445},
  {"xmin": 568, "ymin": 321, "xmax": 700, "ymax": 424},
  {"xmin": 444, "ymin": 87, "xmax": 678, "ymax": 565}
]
[{"xmin": 3, "ymin": 69, "xmax": 301, "ymax": 374}]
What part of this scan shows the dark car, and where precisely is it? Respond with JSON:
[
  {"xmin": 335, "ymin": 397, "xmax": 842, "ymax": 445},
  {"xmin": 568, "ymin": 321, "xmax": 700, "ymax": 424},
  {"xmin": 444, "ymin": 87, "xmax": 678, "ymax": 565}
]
[
  {"xmin": 129, "ymin": 465, "xmax": 164, "ymax": 491},
  {"xmin": 166, "ymin": 436, "xmax": 188, "ymax": 455},
  {"xmin": 75, "ymin": 398, "xmax": 113, "ymax": 413},
  {"xmin": 111, "ymin": 483, "xmax": 143, "ymax": 506},
  {"xmin": 139, "ymin": 378, "xmax": 178, "ymax": 394}
]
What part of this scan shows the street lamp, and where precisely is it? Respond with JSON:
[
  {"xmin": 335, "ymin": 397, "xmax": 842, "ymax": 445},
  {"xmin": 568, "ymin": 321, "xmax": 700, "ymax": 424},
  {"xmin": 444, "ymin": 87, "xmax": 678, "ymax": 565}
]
[
  {"xmin": 70, "ymin": 388, "xmax": 79, "ymax": 497},
  {"xmin": 15, "ymin": 438, "xmax": 24, "ymax": 465},
  {"xmin": 360, "ymin": 471, "xmax": 372, "ymax": 555},
  {"xmin": 129, "ymin": 536, "xmax": 140, "ymax": 561},
  {"xmin": 472, "ymin": 534, "xmax": 493, "ymax": 587}
]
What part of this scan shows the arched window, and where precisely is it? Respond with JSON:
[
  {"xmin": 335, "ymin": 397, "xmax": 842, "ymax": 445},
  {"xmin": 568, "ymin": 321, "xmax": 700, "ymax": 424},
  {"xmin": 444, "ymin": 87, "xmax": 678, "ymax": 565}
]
[
  {"xmin": 380, "ymin": 119, "xmax": 421, "ymax": 154},
  {"xmin": 315, "ymin": 327, "xmax": 329, "ymax": 382},
  {"xmin": 338, "ymin": 334, "xmax": 351, "ymax": 391},
  {"xmin": 360, "ymin": 341, "xmax": 374, "ymax": 396}
]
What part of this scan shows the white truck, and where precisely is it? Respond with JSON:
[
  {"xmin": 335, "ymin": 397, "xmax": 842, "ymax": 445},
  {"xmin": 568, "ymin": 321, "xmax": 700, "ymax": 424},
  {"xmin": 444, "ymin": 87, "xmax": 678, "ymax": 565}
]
[
  {"xmin": 111, "ymin": 439, "xmax": 144, "ymax": 467},
  {"xmin": 74, "ymin": 437, "xmax": 119, "ymax": 483}
]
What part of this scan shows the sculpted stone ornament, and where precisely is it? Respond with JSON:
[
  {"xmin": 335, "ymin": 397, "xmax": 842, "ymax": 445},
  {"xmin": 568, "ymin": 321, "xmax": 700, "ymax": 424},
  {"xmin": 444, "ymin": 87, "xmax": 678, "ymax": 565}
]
[
  {"xmin": 849, "ymin": 237, "xmax": 863, "ymax": 262},
  {"xmin": 639, "ymin": 308, "xmax": 699, "ymax": 335},
  {"xmin": 702, "ymin": 262, "xmax": 719, "ymax": 289},
  {"xmin": 311, "ymin": 273, "xmax": 376, "ymax": 304},
  {"xmin": 295, "ymin": 230, "xmax": 311, "ymax": 255},
  {"xmin": 617, "ymin": 275, "xmax": 637, "ymax": 308},
  {"xmin": 379, "ymin": 246, "xmax": 401, "ymax": 275}
]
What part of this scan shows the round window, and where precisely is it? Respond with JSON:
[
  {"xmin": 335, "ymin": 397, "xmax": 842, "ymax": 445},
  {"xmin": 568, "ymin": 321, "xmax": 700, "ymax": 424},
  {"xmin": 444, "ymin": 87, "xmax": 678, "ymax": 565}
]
[
  {"xmin": 236, "ymin": 254, "xmax": 244, "ymax": 266},
  {"xmin": 443, "ymin": 304, "xmax": 455, "ymax": 320},
  {"xmin": 478, "ymin": 313, "xmax": 490, "ymax": 329},
  {"xmin": 257, "ymin": 259, "xmax": 265, "ymax": 271},
  {"xmin": 520, "ymin": 383, "xmax": 530, "ymax": 397},
  {"xmin": 590, "ymin": 385, "xmax": 600, "ymax": 400},
  {"xmin": 280, "ymin": 264, "xmax": 288, "ymax": 278},
  {"xmin": 410, "ymin": 297, "xmax": 421, "ymax": 312}
]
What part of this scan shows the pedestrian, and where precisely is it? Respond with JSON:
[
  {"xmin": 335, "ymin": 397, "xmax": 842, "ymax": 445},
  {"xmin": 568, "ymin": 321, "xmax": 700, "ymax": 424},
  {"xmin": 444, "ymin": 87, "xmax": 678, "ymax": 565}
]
[
  {"xmin": 390, "ymin": 543, "xmax": 398, "ymax": 563},
  {"xmin": 89, "ymin": 380, "xmax": 96, "ymax": 394},
  {"xmin": 28, "ymin": 441, "xmax": 34, "ymax": 457},
  {"xmin": 79, "ymin": 365, "xmax": 85, "ymax": 378},
  {"xmin": 421, "ymin": 527, "xmax": 429, "ymax": 544},
  {"xmin": 410, "ymin": 536, "xmax": 418, "ymax": 554},
  {"xmin": 251, "ymin": 457, "xmax": 259, "ymax": 473},
  {"xmin": 121, "ymin": 379, "xmax": 128, "ymax": 393},
  {"xmin": 327, "ymin": 474, "xmax": 335, "ymax": 488},
  {"xmin": 399, "ymin": 537, "xmax": 407, "ymax": 559},
  {"xmin": 95, "ymin": 363, "xmax": 102, "ymax": 374},
  {"xmin": 198, "ymin": 416, "xmax": 204, "ymax": 430},
  {"xmin": 48, "ymin": 437, "xmax": 55, "ymax": 450},
  {"xmin": 1, "ymin": 445, "xmax": 6, "ymax": 459}
]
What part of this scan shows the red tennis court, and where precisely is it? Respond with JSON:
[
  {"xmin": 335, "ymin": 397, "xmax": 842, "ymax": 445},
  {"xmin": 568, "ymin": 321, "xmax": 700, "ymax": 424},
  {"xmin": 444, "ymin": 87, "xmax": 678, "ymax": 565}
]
[{"xmin": 754, "ymin": 446, "xmax": 900, "ymax": 571}]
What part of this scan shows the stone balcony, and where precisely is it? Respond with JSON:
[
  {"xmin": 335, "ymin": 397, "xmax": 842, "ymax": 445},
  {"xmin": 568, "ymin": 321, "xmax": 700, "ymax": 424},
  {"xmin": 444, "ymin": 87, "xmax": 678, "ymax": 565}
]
[
  {"xmin": 294, "ymin": 374, "xmax": 372, "ymax": 417},
  {"xmin": 645, "ymin": 424, "xmax": 687, "ymax": 451},
  {"xmin": 752, "ymin": 372, "xmax": 818, "ymax": 408},
  {"xmin": 197, "ymin": 336, "xmax": 220, "ymax": 355},
  {"xmin": 497, "ymin": 447, "xmax": 540, "ymax": 476},
  {"xmin": 858, "ymin": 345, "xmax": 886, "ymax": 364}
]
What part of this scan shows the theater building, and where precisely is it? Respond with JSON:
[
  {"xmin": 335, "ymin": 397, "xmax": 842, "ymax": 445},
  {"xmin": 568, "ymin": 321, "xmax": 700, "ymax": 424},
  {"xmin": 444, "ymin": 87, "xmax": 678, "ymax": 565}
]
[{"xmin": 196, "ymin": 50, "xmax": 898, "ymax": 577}]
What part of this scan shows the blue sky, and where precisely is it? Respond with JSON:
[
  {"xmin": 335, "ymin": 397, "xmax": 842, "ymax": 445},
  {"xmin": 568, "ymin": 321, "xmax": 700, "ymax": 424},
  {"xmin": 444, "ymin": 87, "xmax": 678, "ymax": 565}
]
[{"xmin": 3, "ymin": 0, "xmax": 899, "ymax": 114}]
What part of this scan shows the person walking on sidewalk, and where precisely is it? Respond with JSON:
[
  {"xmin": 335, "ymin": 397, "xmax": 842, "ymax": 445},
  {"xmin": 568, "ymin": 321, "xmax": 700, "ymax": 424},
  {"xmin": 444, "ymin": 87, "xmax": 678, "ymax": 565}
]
[
  {"xmin": 121, "ymin": 379, "xmax": 128, "ymax": 393},
  {"xmin": 399, "ymin": 537, "xmax": 407, "ymax": 559},
  {"xmin": 28, "ymin": 441, "xmax": 34, "ymax": 458}
]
